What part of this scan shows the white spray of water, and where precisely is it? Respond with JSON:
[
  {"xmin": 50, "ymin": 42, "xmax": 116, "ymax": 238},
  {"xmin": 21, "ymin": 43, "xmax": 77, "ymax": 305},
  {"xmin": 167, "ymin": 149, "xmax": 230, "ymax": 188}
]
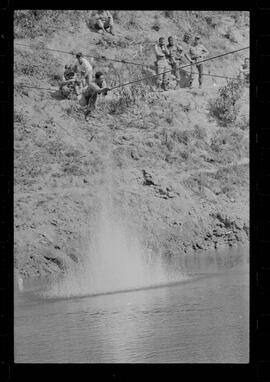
[{"xmin": 42, "ymin": 138, "xmax": 187, "ymax": 298}]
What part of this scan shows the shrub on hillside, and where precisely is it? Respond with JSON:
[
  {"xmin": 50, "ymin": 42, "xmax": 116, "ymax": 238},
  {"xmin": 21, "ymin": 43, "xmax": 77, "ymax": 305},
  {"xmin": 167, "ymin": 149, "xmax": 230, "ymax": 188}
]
[
  {"xmin": 112, "ymin": 11, "xmax": 121, "ymax": 22},
  {"xmin": 125, "ymin": 12, "xmax": 142, "ymax": 30},
  {"xmin": 14, "ymin": 10, "xmax": 84, "ymax": 39},
  {"xmin": 213, "ymin": 164, "xmax": 248, "ymax": 195},
  {"xmin": 14, "ymin": 110, "xmax": 27, "ymax": 124},
  {"xmin": 107, "ymin": 83, "xmax": 148, "ymax": 115},
  {"xmin": 171, "ymin": 129, "xmax": 191, "ymax": 145},
  {"xmin": 14, "ymin": 48, "xmax": 61, "ymax": 85},
  {"xmin": 104, "ymin": 63, "xmax": 151, "ymax": 115},
  {"xmin": 205, "ymin": 15, "xmax": 217, "ymax": 28},
  {"xmin": 157, "ymin": 127, "xmax": 195, "ymax": 165},
  {"xmin": 210, "ymin": 127, "xmax": 247, "ymax": 164},
  {"xmin": 177, "ymin": 148, "xmax": 189, "ymax": 160},
  {"xmin": 208, "ymin": 79, "xmax": 245, "ymax": 126},
  {"xmin": 163, "ymin": 11, "xmax": 175, "ymax": 19},
  {"xmin": 235, "ymin": 102, "xmax": 249, "ymax": 131},
  {"xmin": 224, "ymin": 27, "xmax": 242, "ymax": 43},
  {"xmin": 193, "ymin": 125, "xmax": 207, "ymax": 140}
]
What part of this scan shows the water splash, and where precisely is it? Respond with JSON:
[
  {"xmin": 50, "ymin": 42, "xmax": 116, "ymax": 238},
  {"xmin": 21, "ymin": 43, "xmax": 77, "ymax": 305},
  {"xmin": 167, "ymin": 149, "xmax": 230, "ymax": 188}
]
[
  {"xmin": 42, "ymin": 192, "xmax": 186, "ymax": 298},
  {"xmin": 41, "ymin": 136, "xmax": 187, "ymax": 299}
]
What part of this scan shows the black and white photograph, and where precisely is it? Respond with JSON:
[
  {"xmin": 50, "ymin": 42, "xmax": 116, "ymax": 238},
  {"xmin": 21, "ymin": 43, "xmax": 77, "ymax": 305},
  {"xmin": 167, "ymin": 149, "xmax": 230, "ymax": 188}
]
[{"xmin": 14, "ymin": 10, "xmax": 249, "ymax": 363}]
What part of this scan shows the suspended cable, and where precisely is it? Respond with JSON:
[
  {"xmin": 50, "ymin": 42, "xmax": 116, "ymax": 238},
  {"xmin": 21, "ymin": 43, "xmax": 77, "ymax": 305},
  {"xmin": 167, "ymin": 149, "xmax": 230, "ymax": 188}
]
[
  {"xmin": 109, "ymin": 46, "xmax": 249, "ymax": 90},
  {"xmin": 14, "ymin": 44, "xmax": 248, "ymax": 92},
  {"xmin": 14, "ymin": 42, "xmax": 146, "ymax": 66}
]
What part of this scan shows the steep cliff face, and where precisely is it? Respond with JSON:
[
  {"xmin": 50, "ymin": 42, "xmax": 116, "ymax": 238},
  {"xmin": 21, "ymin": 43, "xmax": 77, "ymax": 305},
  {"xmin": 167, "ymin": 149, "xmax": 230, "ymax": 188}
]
[{"xmin": 14, "ymin": 11, "xmax": 249, "ymax": 281}]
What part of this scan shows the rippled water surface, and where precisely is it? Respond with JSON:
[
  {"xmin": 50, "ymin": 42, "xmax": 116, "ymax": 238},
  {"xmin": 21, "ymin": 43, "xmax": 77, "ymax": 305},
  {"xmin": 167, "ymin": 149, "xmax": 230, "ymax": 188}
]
[{"xmin": 14, "ymin": 246, "xmax": 249, "ymax": 363}]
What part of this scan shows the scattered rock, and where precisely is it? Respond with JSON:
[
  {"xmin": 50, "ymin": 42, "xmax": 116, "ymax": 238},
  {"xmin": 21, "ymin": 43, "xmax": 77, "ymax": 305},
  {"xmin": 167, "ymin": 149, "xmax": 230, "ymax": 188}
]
[
  {"xmin": 234, "ymin": 220, "xmax": 243, "ymax": 230},
  {"xmin": 142, "ymin": 169, "xmax": 155, "ymax": 186},
  {"xmin": 44, "ymin": 255, "xmax": 65, "ymax": 270},
  {"xmin": 212, "ymin": 186, "xmax": 221, "ymax": 195},
  {"xmin": 243, "ymin": 223, "xmax": 249, "ymax": 236},
  {"xmin": 131, "ymin": 149, "xmax": 139, "ymax": 160},
  {"xmin": 67, "ymin": 252, "xmax": 79, "ymax": 263}
]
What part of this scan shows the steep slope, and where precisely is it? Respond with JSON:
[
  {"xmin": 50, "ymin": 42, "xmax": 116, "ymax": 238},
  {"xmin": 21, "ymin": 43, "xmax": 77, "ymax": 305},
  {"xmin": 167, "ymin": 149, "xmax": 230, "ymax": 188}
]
[{"xmin": 14, "ymin": 11, "xmax": 249, "ymax": 282}]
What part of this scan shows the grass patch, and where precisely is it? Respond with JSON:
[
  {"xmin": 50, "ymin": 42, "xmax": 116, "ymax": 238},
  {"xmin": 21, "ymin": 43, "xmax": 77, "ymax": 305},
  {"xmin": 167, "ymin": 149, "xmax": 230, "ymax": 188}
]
[
  {"xmin": 14, "ymin": 10, "xmax": 85, "ymax": 39},
  {"xmin": 105, "ymin": 66, "xmax": 150, "ymax": 115},
  {"xmin": 14, "ymin": 110, "xmax": 27, "ymax": 124},
  {"xmin": 184, "ymin": 162, "xmax": 248, "ymax": 198},
  {"xmin": 14, "ymin": 47, "xmax": 61, "ymax": 85},
  {"xmin": 210, "ymin": 127, "xmax": 248, "ymax": 163},
  {"xmin": 125, "ymin": 12, "xmax": 143, "ymax": 30}
]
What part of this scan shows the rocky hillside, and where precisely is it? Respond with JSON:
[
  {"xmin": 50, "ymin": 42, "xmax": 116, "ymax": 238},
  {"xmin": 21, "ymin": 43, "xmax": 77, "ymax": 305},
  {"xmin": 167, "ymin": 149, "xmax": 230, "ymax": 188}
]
[{"xmin": 14, "ymin": 11, "xmax": 249, "ymax": 282}]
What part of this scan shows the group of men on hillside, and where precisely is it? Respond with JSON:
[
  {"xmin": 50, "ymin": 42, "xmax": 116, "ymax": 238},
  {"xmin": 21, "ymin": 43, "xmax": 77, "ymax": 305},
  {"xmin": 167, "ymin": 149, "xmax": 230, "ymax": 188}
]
[
  {"xmin": 154, "ymin": 35, "xmax": 249, "ymax": 90},
  {"xmin": 154, "ymin": 35, "xmax": 209, "ymax": 90},
  {"xmin": 58, "ymin": 12, "xmax": 249, "ymax": 120},
  {"xmin": 59, "ymin": 51, "xmax": 110, "ymax": 120},
  {"xmin": 59, "ymin": 34, "xmax": 209, "ymax": 119}
]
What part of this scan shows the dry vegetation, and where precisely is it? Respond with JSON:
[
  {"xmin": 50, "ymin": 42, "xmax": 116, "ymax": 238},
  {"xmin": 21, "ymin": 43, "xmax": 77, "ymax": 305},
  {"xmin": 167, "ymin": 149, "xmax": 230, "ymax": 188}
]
[{"xmin": 14, "ymin": 11, "xmax": 249, "ymax": 280}]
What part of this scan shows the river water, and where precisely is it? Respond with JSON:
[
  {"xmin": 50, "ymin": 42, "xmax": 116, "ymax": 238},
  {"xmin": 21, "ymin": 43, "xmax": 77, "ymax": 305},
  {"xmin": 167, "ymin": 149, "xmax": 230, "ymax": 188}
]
[{"xmin": 14, "ymin": 246, "xmax": 249, "ymax": 363}]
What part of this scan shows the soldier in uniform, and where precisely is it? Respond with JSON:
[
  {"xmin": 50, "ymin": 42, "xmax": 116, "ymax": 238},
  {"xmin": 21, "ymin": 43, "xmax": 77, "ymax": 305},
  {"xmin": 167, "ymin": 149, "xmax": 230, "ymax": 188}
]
[
  {"xmin": 187, "ymin": 35, "xmax": 209, "ymax": 89},
  {"xmin": 59, "ymin": 64, "xmax": 82, "ymax": 99},
  {"xmin": 74, "ymin": 52, "xmax": 94, "ymax": 86},
  {"xmin": 167, "ymin": 36, "xmax": 190, "ymax": 88},
  {"xmin": 79, "ymin": 71, "xmax": 110, "ymax": 120},
  {"xmin": 154, "ymin": 37, "xmax": 170, "ymax": 90}
]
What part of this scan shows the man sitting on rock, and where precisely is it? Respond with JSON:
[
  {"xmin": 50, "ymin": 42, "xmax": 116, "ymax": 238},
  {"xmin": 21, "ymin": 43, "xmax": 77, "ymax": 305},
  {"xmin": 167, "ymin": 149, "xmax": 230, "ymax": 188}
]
[
  {"xmin": 94, "ymin": 10, "xmax": 115, "ymax": 36},
  {"xmin": 59, "ymin": 64, "xmax": 82, "ymax": 99},
  {"xmin": 79, "ymin": 71, "xmax": 110, "ymax": 120}
]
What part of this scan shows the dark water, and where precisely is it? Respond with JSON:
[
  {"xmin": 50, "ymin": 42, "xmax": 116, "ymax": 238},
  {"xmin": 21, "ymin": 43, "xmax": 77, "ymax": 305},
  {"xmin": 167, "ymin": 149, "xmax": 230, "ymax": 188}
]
[{"xmin": 14, "ymin": 246, "xmax": 249, "ymax": 363}]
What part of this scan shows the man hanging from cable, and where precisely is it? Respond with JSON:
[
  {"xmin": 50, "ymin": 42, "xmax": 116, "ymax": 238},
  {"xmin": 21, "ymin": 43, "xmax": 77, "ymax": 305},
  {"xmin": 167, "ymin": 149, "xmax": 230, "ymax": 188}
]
[
  {"xmin": 187, "ymin": 35, "xmax": 209, "ymax": 89},
  {"xmin": 79, "ymin": 71, "xmax": 110, "ymax": 120}
]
